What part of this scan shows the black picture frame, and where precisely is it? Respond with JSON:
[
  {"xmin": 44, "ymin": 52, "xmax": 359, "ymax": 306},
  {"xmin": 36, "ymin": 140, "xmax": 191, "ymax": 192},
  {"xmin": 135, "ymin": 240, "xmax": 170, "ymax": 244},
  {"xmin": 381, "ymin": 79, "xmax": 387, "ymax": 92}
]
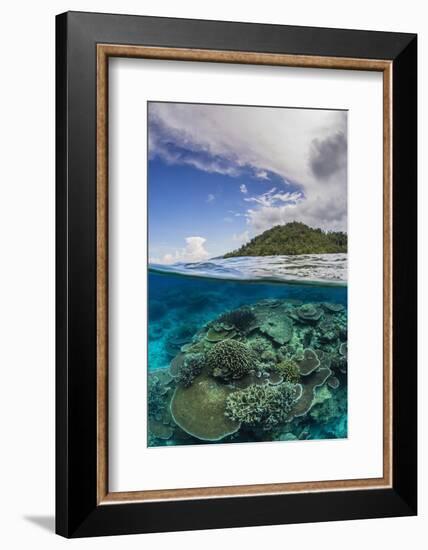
[{"xmin": 56, "ymin": 11, "xmax": 417, "ymax": 538}]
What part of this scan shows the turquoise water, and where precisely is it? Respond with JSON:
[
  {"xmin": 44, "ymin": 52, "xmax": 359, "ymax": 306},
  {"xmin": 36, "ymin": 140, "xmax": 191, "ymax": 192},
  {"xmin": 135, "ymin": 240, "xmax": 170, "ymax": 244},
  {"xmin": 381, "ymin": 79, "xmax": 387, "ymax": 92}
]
[
  {"xmin": 149, "ymin": 271, "xmax": 347, "ymax": 371},
  {"xmin": 147, "ymin": 255, "xmax": 347, "ymax": 446}
]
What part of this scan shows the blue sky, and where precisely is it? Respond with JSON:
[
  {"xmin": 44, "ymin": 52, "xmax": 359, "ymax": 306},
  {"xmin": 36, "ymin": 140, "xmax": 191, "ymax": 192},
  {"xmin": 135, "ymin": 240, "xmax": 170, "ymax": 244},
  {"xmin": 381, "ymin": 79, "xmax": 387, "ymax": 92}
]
[{"xmin": 148, "ymin": 102, "xmax": 347, "ymax": 264}]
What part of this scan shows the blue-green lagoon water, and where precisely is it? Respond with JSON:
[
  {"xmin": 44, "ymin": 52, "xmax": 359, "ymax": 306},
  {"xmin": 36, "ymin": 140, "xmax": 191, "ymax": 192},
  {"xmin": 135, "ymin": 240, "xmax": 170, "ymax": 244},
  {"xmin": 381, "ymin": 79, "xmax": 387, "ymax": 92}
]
[{"xmin": 147, "ymin": 254, "xmax": 347, "ymax": 446}]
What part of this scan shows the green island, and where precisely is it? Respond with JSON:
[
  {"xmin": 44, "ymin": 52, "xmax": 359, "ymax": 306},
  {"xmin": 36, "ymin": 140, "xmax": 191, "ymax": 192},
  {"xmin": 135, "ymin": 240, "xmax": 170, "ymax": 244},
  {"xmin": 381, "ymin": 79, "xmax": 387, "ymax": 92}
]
[{"xmin": 223, "ymin": 222, "xmax": 347, "ymax": 257}]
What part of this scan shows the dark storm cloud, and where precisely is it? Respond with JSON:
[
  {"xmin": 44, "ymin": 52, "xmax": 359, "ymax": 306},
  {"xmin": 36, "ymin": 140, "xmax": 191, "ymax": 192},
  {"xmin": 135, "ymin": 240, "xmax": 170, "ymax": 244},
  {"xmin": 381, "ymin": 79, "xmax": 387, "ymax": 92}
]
[{"xmin": 309, "ymin": 131, "xmax": 347, "ymax": 179}]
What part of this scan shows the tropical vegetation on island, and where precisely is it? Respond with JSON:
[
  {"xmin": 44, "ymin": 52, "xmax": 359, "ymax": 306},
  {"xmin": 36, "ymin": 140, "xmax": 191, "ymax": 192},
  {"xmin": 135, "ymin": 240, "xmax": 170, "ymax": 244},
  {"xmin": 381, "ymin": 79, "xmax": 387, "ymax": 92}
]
[{"xmin": 223, "ymin": 222, "xmax": 347, "ymax": 258}]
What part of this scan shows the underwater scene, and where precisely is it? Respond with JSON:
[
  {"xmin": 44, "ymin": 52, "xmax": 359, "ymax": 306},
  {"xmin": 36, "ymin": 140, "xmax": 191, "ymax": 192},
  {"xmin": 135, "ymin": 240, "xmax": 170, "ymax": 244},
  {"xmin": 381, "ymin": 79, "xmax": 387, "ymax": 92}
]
[
  {"xmin": 147, "ymin": 101, "xmax": 348, "ymax": 447},
  {"xmin": 148, "ymin": 255, "xmax": 347, "ymax": 446}
]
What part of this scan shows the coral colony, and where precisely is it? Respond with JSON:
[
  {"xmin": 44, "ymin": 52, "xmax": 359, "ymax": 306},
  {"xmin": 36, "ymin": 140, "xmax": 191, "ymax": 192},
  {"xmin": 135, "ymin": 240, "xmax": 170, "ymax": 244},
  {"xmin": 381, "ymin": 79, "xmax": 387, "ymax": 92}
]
[{"xmin": 148, "ymin": 300, "xmax": 347, "ymax": 445}]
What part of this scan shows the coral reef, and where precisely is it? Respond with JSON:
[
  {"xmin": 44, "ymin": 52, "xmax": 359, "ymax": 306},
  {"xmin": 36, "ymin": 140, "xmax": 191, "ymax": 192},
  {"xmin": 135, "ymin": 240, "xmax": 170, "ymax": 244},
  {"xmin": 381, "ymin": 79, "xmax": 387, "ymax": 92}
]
[
  {"xmin": 296, "ymin": 348, "xmax": 320, "ymax": 376},
  {"xmin": 170, "ymin": 373, "xmax": 241, "ymax": 441},
  {"xmin": 175, "ymin": 352, "xmax": 204, "ymax": 387},
  {"xmin": 295, "ymin": 303, "xmax": 323, "ymax": 323},
  {"xmin": 225, "ymin": 382, "xmax": 300, "ymax": 430},
  {"xmin": 149, "ymin": 419, "xmax": 174, "ymax": 440},
  {"xmin": 267, "ymin": 371, "xmax": 284, "ymax": 385},
  {"xmin": 205, "ymin": 326, "xmax": 236, "ymax": 342},
  {"xmin": 183, "ymin": 340, "xmax": 206, "ymax": 354},
  {"xmin": 277, "ymin": 345, "xmax": 292, "ymax": 361},
  {"xmin": 147, "ymin": 369, "xmax": 177, "ymax": 443},
  {"xmin": 217, "ymin": 308, "xmax": 256, "ymax": 332},
  {"xmin": 310, "ymin": 387, "xmax": 347, "ymax": 425},
  {"xmin": 257, "ymin": 298, "xmax": 284, "ymax": 308},
  {"xmin": 206, "ymin": 339, "xmax": 256, "ymax": 381},
  {"xmin": 318, "ymin": 316, "xmax": 339, "ymax": 343},
  {"xmin": 259, "ymin": 314, "xmax": 293, "ymax": 345},
  {"xmin": 287, "ymin": 366, "xmax": 331, "ymax": 419},
  {"xmin": 322, "ymin": 302, "xmax": 345, "ymax": 313},
  {"xmin": 312, "ymin": 384, "xmax": 332, "ymax": 407},
  {"xmin": 279, "ymin": 432, "xmax": 298, "ymax": 441},
  {"xmin": 260, "ymin": 349, "xmax": 277, "ymax": 364},
  {"xmin": 231, "ymin": 372, "xmax": 269, "ymax": 389},
  {"xmin": 248, "ymin": 336, "xmax": 272, "ymax": 354},
  {"xmin": 169, "ymin": 352, "xmax": 185, "ymax": 377},
  {"xmin": 330, "ymin": 342, "xmax": 347, "ymax": 373},
  {"xmin": 275, "ymin": 358, "xmax": 301, "ymax": 384},
  {"xmin": 148, "ymin": 372, "xmax": 170, "ymax": 420},
  {"xmin": 149, "ymin": 296, "xmax": 347, "ymax": 446},
  {"xmin": 154, "ymin": 368, "xmax": 173, "ymax": 386},
  {"xmin": 327, "ymin": 375, "xmax": 340, "ymax": 389},
  {"xmin": 298, "ymin": 426, "xmax": 311, "ymax": 440}
]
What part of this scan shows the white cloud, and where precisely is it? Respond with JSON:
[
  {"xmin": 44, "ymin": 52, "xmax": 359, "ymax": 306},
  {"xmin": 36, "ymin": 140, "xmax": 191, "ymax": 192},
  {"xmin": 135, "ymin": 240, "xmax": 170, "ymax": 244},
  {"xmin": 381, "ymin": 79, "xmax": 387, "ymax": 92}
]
[
  {"xmin": 206, "ymin": 193, "xmax": 215, "ymax": 203},
  {"xmin": 244, "ymin": 188, "xmax": 303, "ymax": 208},
  {"xmin": 240, "ymin": 184, "xmax": 248, "ymax": 194},
  {"xmin": 232, "ymin": 230, "xmax": 250, "ymax": 245},
  {"xmin": 153, "ymin": 236, "xmax": 210, "ymax": 264},
  {"xmin": 255, "ymin": 170, "xmax": 269, "ymax": 180},
  {"xmin": 183, "ymin": 237, "xmax": 210, "ymax": 261},
  {"xmin": 246, "ymin": 191, "xmax": 347, "ymax": 233},
  {"xmin": 149, "ymin": 103, "xmax": 347, "ymax": 231},
  {"xmin": 161, "ymin": 253, "xmax": 176, "ymax": 264},
  {"xmin": 242, "ymin": 185, "xmax": 346, "ymax": 233}
]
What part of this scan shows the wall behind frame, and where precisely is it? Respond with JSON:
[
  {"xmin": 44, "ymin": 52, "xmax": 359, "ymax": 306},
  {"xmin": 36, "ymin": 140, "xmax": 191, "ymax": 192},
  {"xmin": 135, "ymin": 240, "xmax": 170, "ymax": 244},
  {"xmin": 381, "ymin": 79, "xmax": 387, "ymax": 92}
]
[{"xmin": 0, "ymin": 0, "xmax": 424, "ymax": 549}]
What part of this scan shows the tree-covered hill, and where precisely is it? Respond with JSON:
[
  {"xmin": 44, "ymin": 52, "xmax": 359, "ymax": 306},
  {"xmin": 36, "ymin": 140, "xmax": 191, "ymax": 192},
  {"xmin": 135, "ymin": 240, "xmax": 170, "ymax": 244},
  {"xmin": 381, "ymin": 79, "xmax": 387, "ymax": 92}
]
[{"xmin": 223, "ymin": 222, "xmax": 347, "ymax": 257}]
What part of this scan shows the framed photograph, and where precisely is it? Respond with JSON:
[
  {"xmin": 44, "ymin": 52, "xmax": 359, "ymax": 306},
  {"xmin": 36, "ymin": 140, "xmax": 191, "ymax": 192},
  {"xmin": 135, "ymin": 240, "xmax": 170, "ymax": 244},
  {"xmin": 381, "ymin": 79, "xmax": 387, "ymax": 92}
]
[{"xmin": 56, "ymin": 11, "xmax": 417, "ymax": 537}]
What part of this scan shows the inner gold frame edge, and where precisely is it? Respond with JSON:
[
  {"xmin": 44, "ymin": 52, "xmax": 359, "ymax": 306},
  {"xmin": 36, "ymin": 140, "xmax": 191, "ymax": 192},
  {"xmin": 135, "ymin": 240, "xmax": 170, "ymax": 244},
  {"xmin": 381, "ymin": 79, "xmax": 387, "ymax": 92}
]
[{"xmin": 96, "ymin": 44, "xmax": 393, "ymax": 505}]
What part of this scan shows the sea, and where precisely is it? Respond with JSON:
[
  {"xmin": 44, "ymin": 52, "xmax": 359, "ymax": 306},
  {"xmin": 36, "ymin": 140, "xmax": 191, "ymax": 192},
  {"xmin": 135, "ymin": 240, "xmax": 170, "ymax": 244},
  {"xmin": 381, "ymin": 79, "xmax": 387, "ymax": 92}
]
[{"xmin": 148, "ymin": 254, "xmax": 347, "ymax": 445}]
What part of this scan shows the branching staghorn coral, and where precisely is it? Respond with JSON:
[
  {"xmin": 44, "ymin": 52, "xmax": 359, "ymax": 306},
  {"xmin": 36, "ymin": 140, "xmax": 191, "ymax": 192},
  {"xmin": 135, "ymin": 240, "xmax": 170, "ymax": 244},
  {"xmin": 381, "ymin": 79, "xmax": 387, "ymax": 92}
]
[
  {"xmin": 217, "ymin": 308, "xmax": 256, "ymax": 332},
  {"xmin": 176, "ymin": 352, "xmax": 204, "ymax": 387},
  {"xmin": 148, "ymin": 374, "xmax": 169, "ymax": 419},
  {"xmin": 275, "ymin": 358, "xmax": 301, "ymax": 384},
  {"xmin": 225, "ymin": 382, "xmax": 300, "ymax": 430}
]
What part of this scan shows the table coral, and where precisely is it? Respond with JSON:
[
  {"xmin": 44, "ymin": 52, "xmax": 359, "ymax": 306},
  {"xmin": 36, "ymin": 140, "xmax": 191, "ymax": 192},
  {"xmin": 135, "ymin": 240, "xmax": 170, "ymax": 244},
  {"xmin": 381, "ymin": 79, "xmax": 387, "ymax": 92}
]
[
  {"xmin": 259, "ymin": 314, "xmax": 293, "ymax": 345},
  {"xmin": 170, "ymin": 373, "xmax": 240, "ymax": 441},
  {"xmin": 205, "ymin": 326, "xmax": 237, "ymax": 342},
  {"xmin": 267, "ymin": 371, "xmax": 284, "ymax": 385},
  {"xmin": 322, "ymin": 302, "xmax": 345, "ymax": 313},
  {"xmin": 296, "ymin": 348, "xmax": 320, "ymax": 376},
  {"xmin": 287, "ymin": 366, "xmax": 331, "ymax": 419},
  {"xmin": 296, "ymin": 303, "xmax": 323, "ymax": 323}
]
